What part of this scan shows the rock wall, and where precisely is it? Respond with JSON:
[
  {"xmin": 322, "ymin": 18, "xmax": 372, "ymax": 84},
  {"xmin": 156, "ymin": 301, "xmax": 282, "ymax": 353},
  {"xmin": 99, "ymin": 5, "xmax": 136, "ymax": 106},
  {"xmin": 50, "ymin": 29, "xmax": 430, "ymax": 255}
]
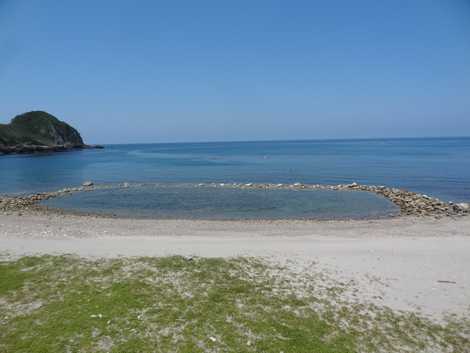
[{"xmin": 1, "ymin": 182, "xmax": 468, "ymax": 218}]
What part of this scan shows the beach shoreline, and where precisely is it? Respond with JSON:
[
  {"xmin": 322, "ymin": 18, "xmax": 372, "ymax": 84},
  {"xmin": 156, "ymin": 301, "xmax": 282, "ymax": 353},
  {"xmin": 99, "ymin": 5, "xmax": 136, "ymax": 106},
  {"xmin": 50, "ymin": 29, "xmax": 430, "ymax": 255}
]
[
  {"xmin": 1, "ymin": 182, "xmax": 469, "ymax": 323},
  {"xmin": 1, "ymin": 182, "xmax": 469, "ymax": 220},
  {"xmin": 1, "ymin": 212, "xmax": 470, "ymax": 322}
]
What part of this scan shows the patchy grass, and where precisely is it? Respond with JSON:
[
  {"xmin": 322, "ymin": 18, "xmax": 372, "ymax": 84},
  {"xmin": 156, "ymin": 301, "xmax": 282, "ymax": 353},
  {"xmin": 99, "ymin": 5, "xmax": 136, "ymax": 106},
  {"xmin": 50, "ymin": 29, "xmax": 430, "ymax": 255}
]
[{"xmin": 0, "ymin": 256, "xmax": 468, "ymax": 353}]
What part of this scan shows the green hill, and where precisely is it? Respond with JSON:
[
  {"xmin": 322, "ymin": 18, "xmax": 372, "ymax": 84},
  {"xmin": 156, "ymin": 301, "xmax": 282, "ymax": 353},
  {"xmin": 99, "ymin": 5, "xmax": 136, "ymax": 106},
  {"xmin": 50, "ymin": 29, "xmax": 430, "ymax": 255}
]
[{"xmin": 0, "ymin": 111, "xmax": 84, "ymax": 147}]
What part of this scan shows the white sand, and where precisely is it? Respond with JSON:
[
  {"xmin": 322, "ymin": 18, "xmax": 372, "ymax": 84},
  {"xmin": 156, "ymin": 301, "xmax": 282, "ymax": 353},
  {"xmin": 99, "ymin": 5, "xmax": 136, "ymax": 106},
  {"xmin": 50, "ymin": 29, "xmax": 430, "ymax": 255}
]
[{"xmin": 1, "ymin": 213, "xmax": 469, "ymax": 321}]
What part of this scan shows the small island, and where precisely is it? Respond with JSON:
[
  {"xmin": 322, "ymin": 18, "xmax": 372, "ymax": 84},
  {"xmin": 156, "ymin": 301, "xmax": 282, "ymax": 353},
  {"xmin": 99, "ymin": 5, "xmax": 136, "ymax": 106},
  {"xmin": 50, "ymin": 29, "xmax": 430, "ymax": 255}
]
[{"xmin": 0, "ymin": 111, "xmax": 103, "ymax": 155}]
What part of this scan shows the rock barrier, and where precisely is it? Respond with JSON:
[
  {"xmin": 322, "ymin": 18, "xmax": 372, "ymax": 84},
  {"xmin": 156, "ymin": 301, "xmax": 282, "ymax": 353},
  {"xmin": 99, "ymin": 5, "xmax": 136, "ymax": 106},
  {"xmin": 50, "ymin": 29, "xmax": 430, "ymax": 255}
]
[
  {"xmin": 1, "ymin": 182, "xmax": 468, "ymax": 218},
  {"xmin": 0, "ymin": 186, "xmax": 92, "ymax": 213}
]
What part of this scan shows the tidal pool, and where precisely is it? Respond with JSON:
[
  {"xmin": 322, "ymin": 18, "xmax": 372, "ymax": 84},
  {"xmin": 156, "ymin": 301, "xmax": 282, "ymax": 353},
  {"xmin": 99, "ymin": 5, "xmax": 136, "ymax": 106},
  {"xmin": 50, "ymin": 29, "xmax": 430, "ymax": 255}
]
[{"xmin": 41, "ymin": 184, "xmax": 400, "ymax": 220}]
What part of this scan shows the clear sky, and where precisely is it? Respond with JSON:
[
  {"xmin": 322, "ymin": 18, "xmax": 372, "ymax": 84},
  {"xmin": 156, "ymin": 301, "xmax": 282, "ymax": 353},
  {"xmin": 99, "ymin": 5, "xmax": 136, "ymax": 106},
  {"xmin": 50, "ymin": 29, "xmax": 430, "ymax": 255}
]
[{"xmin": 1, "ymin": 0, "xmax": 469, "ymax": 143}]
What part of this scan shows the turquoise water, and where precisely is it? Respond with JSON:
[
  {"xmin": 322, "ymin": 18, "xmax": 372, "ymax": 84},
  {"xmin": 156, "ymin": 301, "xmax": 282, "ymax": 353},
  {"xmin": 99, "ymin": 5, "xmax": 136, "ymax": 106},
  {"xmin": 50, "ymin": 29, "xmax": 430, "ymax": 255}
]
[
  {"xmin": 41, "ymin": 184, "xmax": 399, "ymax": 220},
  {"xmin": 1, "ymin": 138, "xmax": 470, "ymax": 203}
]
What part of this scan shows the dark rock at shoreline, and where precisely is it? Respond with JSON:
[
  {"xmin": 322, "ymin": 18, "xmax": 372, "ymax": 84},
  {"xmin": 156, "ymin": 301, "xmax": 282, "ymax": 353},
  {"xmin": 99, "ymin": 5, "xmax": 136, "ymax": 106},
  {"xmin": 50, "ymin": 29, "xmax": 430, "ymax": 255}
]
[
  {"xmin": 0, "ymin": 111, "xmax": 103, "ymax": 155},
  {"xmin": 0, "ymin": 144, "xmax": 104, "ymax": 155}
]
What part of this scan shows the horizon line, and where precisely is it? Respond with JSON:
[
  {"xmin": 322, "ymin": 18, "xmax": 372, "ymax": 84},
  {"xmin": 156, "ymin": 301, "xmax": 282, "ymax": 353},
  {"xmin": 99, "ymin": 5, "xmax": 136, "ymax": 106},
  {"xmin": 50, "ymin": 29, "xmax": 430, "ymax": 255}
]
[{"xmin": 96, "ymin": 135, "xmax": 470, "ymax": 146}]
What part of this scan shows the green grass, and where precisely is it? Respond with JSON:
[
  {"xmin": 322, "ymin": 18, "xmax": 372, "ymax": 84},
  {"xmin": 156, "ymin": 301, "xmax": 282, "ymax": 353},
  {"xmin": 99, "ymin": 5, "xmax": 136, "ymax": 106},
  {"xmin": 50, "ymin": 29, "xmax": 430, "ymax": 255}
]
[{"xmin": 0, "ymin": 256, "xmax": 468, "ymax": 353}]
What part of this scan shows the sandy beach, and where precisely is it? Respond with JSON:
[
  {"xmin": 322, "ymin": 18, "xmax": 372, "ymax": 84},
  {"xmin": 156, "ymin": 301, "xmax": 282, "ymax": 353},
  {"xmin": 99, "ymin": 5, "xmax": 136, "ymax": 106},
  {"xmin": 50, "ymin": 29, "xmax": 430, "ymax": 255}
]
[{"xmin": 1, "ymin": 213, "xmax": 469, "ymax": 322}]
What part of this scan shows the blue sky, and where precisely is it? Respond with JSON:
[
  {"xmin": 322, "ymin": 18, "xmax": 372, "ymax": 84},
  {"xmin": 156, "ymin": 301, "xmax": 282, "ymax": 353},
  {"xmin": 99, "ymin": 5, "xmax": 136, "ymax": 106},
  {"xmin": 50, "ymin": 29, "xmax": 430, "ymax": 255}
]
[{"xmin": 1, "ymin": 0, "xmax": 469, "ymax": 143}]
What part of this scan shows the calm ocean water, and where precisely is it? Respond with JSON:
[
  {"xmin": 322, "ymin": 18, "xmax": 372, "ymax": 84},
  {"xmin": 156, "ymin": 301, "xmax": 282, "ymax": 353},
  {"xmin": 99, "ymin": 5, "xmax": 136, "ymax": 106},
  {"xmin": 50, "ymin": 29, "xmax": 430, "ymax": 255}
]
[{"xmin": 1, "ymin": 138, "xmax": 470, "ymax": 204}]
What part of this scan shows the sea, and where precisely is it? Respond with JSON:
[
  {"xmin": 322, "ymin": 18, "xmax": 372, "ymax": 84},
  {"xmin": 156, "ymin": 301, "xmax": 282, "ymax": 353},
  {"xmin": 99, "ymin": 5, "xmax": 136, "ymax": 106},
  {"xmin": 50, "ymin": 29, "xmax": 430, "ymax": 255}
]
[{"xmin": 1, "ymin": 138, "xmax": 469, "ymax": 219}]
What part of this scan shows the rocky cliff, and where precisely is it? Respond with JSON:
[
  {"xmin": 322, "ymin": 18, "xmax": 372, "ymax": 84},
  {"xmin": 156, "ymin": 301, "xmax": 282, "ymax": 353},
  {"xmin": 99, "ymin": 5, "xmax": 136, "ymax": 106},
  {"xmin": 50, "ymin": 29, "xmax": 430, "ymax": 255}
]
[{"xmin": 0, "ymin": 111, "xmax": 102, "ymax": 154}]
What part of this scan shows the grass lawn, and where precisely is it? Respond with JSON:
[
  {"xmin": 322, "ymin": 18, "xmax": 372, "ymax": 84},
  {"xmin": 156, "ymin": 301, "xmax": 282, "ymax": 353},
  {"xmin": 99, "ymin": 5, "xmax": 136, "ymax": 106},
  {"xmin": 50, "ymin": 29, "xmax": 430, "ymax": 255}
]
[{"xmin": 0, "ymin": 255, "xmax": 468, "ymax": 353}]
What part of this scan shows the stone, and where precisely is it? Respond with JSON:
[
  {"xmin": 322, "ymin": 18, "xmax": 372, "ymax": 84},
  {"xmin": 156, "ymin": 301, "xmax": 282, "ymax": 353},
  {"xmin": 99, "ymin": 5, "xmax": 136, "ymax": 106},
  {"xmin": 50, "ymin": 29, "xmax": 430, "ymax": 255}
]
[{"xmin": 457, "ymin": 203, "xmax": 469, "ymax": 211}]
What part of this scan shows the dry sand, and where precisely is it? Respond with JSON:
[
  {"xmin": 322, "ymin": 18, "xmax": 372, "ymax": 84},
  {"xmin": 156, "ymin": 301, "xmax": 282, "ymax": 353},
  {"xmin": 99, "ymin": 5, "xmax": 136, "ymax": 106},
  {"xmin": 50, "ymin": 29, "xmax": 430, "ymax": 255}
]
[{"xmin": 1, "ymin": 213, "xmax": 469, "ymax": 321}]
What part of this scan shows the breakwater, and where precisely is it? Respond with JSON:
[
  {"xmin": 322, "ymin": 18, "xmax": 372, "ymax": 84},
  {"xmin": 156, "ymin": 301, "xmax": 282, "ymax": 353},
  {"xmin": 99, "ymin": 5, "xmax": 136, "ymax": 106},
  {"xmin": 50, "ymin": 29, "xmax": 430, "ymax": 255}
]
[{"xmin": 1, "ymin": 182, "xmax": 468, "ymax": 218}]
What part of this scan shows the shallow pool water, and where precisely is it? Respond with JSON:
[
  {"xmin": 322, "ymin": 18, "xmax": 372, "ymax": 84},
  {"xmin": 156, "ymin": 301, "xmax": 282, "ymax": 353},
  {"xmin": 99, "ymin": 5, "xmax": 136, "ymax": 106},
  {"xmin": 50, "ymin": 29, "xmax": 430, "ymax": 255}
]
[{"xmin": 41, "ymin": 184, "xmax": 400, "ymax": 220}]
